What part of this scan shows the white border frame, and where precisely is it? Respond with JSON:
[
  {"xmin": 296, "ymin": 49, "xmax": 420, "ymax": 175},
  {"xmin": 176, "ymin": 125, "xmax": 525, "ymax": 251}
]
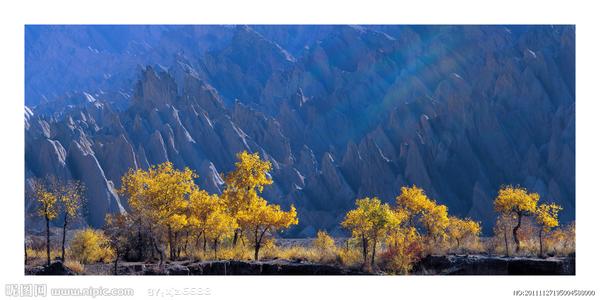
[{"xmin": 2, "ymin": 1, "xmax": 598, "ymax": 299}]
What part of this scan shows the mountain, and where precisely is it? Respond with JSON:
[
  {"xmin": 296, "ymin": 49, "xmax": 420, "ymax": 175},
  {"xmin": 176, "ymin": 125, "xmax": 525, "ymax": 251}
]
[
  {"xmin": 25, "ymin": 25, "xmax": 236, "ymax": 107},
  {"xmin": 25, "ymin": 25, "xmax": 575, "ymax": 236}
]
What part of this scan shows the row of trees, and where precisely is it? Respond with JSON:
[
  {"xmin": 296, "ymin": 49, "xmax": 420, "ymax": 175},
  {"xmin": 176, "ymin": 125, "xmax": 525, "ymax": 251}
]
[
  {"xmin": 339, "ymin": 185, "xmax": 566, "ymax": 271},
  {"xmin": 113, "ymin": 151, "xmax": 297, "ymax": 266},
  {"xmin": 493, "ymin": 185, "xmax": 562, "ymax": 257},
  {"xmin": 29, "ymin": 150, "xmax": 569, "ymax": 273},
  {"xmin": 29, "ymin": 177, "xmax": 84, "ymax": 266},
  {"xmin": 341, "ymin": 186, "xmax": 481, "ymax": 270}
]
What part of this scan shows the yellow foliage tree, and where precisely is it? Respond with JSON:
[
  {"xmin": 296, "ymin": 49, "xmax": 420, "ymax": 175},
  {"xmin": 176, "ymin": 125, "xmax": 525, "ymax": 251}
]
[
  {"xmin": 395, "ymin": 185, "xmax": 435, "ymax": 226},
  {"xmin": 386, "ymin": 207, "xmax": 410, "ymax": 249},
  {"xmin": 69, "ymin": 229, "xmax": 114, "ymax": 264},
  {"xmin": 32, "ymin": 178, "xmax": 59, "ymax": 266},
  {"xmin": 420, "ymin": 202, "xmax": 450, "ymax": 246},
  {"xmin": 341, "ymin": 197, "xmax": 398, "ymax": 267},
  {"xmin": 57, "ymin": 180, "xmax": 85, "ymax": 262},
  {"xmin": 222, "ymin": 151, "xmax": 273, "ymax": 245},
  {"xmin": 385, "ymin": 207, "xmax": 423, "ymax": 274},
  {"xmin": 188, "ymin": 189, "xmax": 221, "ymax": 253},
  {"xmin": 203, "ymin": 198, "xmax": 237, "ymax": 259},
  {"xmin": 119, "ymin": 162, "xmax": 196, "ymax": 262},
  {"xmin": 236, "ymin": 197, "xmax": 298, "ymax": 260},
  {"xmin": 535, "ymin": 203, "xmax": 562, "ymax": 257},
  {"xmin": 493, "ymin": 185, "xmax": 539, "ymax": 253},
  {"xmin": 447, "ymin": 217, "xmax": 481, "ymax": 250}
]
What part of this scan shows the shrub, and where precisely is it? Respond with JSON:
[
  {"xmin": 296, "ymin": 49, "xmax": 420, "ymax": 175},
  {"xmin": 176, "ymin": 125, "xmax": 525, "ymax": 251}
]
[
  {"xmin": 25, "ymin": 248, "xmax": 61, "ymax": 266},
  {"xmin": 314, "ymin": 231, "xmax": 335, "ymax": 251},
  {"xmin": 313, "ymin": 231, "xmax": 337, "ymax": 262},
  {"xmin": 69, "ymin": 229, "xmax": 114, "ymax": 264},
  {"xmin": 546, "ymin": 222, "xmax": 576, "ymax": 256},
  {"xmin": 381, "ymin": 228, "xmax": 424, "ymax": 274},
  {"xmin": 335, "ymin": 248, "xmax": 362, "ymax": 268}
]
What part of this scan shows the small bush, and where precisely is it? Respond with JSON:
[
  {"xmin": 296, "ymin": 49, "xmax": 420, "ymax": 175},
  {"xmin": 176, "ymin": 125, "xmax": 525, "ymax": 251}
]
[
  {"xmin": 69, "ymin": 229, "xmax": 114, "ymax": 264},
  {"xmin": 380, "ymin": 227, "xmax": 424, "ymax": 274},
  {"xmin": 25, "ymin": 248, "xmax": 61, "ymax": 266},
  {"xmin": 380, "ymin": 242, "xmax": 423, "ymax": 274},
  {"xmin": 314, "ymin": 231, "xmax": 335, "ymax": 251},
  {"xmin": 262, "ymin": 244, "xmax": 316, "ymax": 261},
  {"xmin": 335, "ymin": 248, "xmax": 362, "ymax": 268}
]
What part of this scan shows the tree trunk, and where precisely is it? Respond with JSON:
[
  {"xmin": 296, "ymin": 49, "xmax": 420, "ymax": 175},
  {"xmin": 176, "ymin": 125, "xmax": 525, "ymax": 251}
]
[
  {"xmin": 512, "ymin": 213, "xmax": 523, "ymax": 253},
  {"xmin": 61, "ymin": 215, "xmax": 68, "ymax": 262},
  {"xmin": 213, "ymin": 238, "xmax": 218, "ymax": 260},
  {"xmin": 174, "ymin": 231, "xmax": 180, "ymax": 259},
  {"xmin": 254, "ymin": 244, "xmax": 260, "ymax": 260},
  {"xmin": 361, "ymin": 235, "xmax": 368, "ymax": 266},
  {"xmin": 45, "ymin": 215, "xmax": 51, "ymax": 266},
  {"xmin": 503, "ymin": 226, "xmax": 509, "ymax": 257},
  {"xmin": 137, "ymin": 221, "xmax": 143, "ymax": 261},
  {"xmin": 370, "ymin": 237, "xmax": 377, "ymax": 267},
  {"xmin": 183, "ymin": 231, "xmax": 189, "ymax": 257},
  {"xmin": 232, "ymin": 230, "xmax": 239, "ymax": 246},
  {"xmin": 113, "ymin": 248, "xmax": 119, "ymax": 275},
  {"xmin": 254, "ymin": 228, "xmax": 267, "ymax": 261},
  {"xmin": 203, "ymin": 235, "xmax": 207, "ymax": 253},
  {"xmin": 456, "ymin": 238, "xmax": 460, "ymax": 250},
  {"xmin": 167, "ymin": 226, "xmax": 173, "ymax": 260},
  {"xmin": 538, "ymin": 227, "xmax": 544, "ymax": 257},
  {"xmin": 151, "ymin": 233, "xmax": 164, "ymax": 267},
  {"xmin": 151, "ymin": 242, "xmax": 156, "ymax": 261},
  {"xmin": 24, "ymin": 244, "xmax": 28, "ymax": 265}
]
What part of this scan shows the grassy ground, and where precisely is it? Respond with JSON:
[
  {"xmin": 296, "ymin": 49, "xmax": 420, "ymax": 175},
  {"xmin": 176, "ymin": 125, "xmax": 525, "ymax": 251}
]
[{"xmin": 25, "ymin": 230, "xmax": 575, "ymax": 275}]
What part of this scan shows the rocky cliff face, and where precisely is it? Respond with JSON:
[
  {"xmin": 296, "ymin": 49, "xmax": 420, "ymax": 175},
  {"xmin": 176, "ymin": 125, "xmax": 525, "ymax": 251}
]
[{"xmin": 25, "ymin": 25, "xmax": 575, "ymax": 236}]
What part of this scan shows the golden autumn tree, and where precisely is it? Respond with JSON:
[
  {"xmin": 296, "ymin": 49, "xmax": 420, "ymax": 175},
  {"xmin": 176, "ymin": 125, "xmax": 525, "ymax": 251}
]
[
  {"xmin": 535, "ymin": 203, "xmax": 562, "ymax": 257},
  {"xmin": 447, "ymin": 217, "xmax": 481, "ymax": 250},
  {"xmin": 203, "ymin": 196, "xmax": 237, "ymax": 259},
  {"xmin": 420, "ymin": 202, "xmax": 450, "ymax": 246},
  {"xmin": 386, "ymin": 207, "xmax": 410, "ymax": 249},
  {"xmin": 57, "ymin": 180, "xmax": 85, "ymax": 262},
  {"xmin": 395, "ymin": 185, "xmax": 435, "ymax": 226},
  {"xmin": 341, "ymin": 201, "xmax": 371, "ymax": 265},
  {"xmin": 188, "ymin": 189, "xmax": 221, "ymax": 253},
  {"xmin": 119, "ymin": 162, "xmax": 196, "ymax": 263},
  {"xmin": 205, "ymin": 209, "xmax": 237, "ymax": 259},
  {"xmin": 493, "ymin": 185, "xmax": 539, "ymax": 253},
  {"xmin": 383, "ymin": 206, "xmax": 424, "ymax": 274},
  {"xmin": 341, "ymin": 197, "xmax": 398, "ymax": 267},
  {"xmin": 222, "ymin": 151, "xmax": 273, "ymax": 245},
  {"xmin": 236, "ymin": 196, "xmax": 298, "ymax": 260},
  {"xmin": 31, "ymin": 177, "xmax": 59, "ymax": 266}
]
